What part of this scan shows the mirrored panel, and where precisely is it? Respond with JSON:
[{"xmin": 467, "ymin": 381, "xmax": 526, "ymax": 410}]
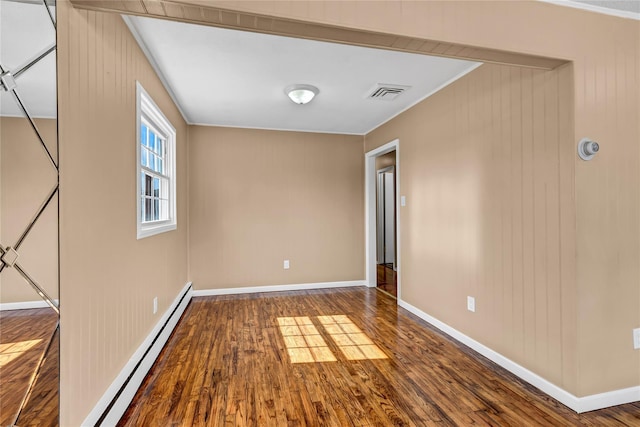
[{"xmin": 0, "ymin": 0, "xmax": 59, "ymax": 426}]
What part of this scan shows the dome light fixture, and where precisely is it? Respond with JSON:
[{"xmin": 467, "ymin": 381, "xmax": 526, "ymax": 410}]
[{"xmin": 285, "ymin": 84, "xmax": 319, "ymax": 105}]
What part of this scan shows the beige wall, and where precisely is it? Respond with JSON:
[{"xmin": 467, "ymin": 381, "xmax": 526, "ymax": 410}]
[
  {"xmin": 57, "ymin": 2, "xmax": 189, "ymax": 425},
  {"xmin": 189, "ymin": 126, "xmax": 364, "ymax": 288},
  {"xmin": 375, "ymin": 150, "xmax": 395, "ymax": 171},
  {"xmin": 0, "ymin": 118, "xmax": 58, "ymax": 303},
  {"xmin": 367, "ymin": 62, "xmax": 578, "ymax": 393}
]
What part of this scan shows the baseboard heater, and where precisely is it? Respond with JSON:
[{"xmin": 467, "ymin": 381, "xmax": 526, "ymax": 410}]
[{"xmin": 83, "ymin": 282, "xmax": 192, "ymax": 426}]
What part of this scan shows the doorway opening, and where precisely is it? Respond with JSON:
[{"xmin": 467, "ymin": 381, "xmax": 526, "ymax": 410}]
[
  {"xmin": 376, "ymin": 156, "xmax": 397, "ymax": 297},
  {"xmin": 365, "ymin": 139, "xmax": 400, "ymax": 300}
]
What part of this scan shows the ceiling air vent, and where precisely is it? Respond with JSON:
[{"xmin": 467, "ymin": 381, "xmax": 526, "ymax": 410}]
[{"xmin": 367, "ymin": 84, "xmax": 411, "ymax": 101}]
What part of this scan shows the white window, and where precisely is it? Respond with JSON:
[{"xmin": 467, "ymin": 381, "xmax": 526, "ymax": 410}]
[{"xmin": 136, "ymin": 82, "xmax": 176, "ymax": 239}]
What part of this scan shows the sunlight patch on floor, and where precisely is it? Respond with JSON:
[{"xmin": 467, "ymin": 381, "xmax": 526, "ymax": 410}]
[
  {"xmin": 317, "ymin": 315, "xmax": 387, "ymax": 360},
  {"xmin": 277, "ymin": 315, "xmax": 387, "ymax": 363},
  {"xmin": 277, "ymin": 316, "xmax": 336, "ymax": 363},
  {"xmin": 0, "ymin": 339, "xmax": 42, "ymax": 367}
]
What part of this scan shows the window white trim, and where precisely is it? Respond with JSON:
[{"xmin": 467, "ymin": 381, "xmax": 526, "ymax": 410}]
[{"xmin": 136, "ymin": 82, "xmax": 177, "ymax": 239}]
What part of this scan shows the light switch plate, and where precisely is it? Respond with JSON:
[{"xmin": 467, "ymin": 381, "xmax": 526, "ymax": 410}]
[
  {"xmin": 401, "ymin": 196, "xmax": 406, "ymax": 207},
  {"xmin": 467, "ymin": 296, "xmax": 475, "ymax": 312},
  {"xmin": 284, "ymin": 260, "xmax": 290, "ymax": 270},
  {"xmin": 633, "ymin": 328, "xmax": 640, "ymax": 350}
]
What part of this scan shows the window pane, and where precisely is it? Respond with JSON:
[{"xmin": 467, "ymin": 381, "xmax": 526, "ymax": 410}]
[
  {"xmin": 152, "ymin": 134, "xmax": 158, "ymax": 154},
  {"xmin": 160, "ymin": 199, "xmax": 169, "ymax": 220},
  {"xmin": 145, "ymin": 174, "xmax": 153, "ymax": 197},
  {"xmin": 140, "ymin": 196, "xmax": 145, "ymax": 222},
  {"xmin": 153, "ymin": 198, "xmax": 159, "ymax": 220},
  {"xmin": 145, "ymin": 197, "xmax": 153, "ymax": 222},
  {"xmin": 160, "ymin": 177, "xmax": 169, "ymax": 200},
  {"xmin": 153, "ymin": 177, "xmax": 160, "ymax": 198},
  {"xmin": 141, "ymin": 124, "xmax": 148, "ymax": 146},
  {"xmin": 156, "ymin": 157, "xmax": 163, "ymax": 174},
  {"xmin": 158, "ymin": 138, "xmax": 164, "ymax": 157},
  {"xmin": 141, "ymin": 148, "xmax": 147, "ymax": 168},
  {"xmin": 150, "ymin": 131, "xmax": 156, "ymax": 151}
]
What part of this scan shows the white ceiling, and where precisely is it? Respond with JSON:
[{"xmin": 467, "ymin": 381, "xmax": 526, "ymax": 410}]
[
  {"xmin": 0, "ymin": 0, "xmax": 57, "ymax": 118},
  {"xmin": 124, "ymin": 0, "xmax": 638, "ymax": 135},
  {"xmin": 570, "ymin": 0, "xmax": 640, "ymax": 15},
  {"xmin": 126, "ymin": 16, "xmax": 480, "ymax": 135}
]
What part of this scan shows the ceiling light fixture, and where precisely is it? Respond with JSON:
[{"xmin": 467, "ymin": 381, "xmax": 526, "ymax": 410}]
[{"xmin": 285, "ymin": 84, "xmax": 319, "ymax": 105}]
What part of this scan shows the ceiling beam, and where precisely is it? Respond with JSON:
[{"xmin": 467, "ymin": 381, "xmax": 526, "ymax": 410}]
[{"xmin": 68, "ymin": 0, "xmax": 567, "ymax": 70}]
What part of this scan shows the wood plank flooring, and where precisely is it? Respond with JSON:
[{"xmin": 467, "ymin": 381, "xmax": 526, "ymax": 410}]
[
  {"xmin": 377, "ymin": 264, "xmax": 397, "ymax": 297},
  {"xmin": 0, "ymin": 308, "xmax": 58, "ymax": 427},
  {"xmin": 119, "ymin": 288, "xmax": 640, "ymax": 426}
]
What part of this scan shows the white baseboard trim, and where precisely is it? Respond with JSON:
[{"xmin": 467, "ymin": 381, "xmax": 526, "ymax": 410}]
[
  {"xmin": 397, "ymin": 299, "xmax": 640, "ymax": 413},
  {"xmin": 82, "ymin": 282, "xmax": 193, "ymax": 427},
  {"xmin": 0, "ymin": 299, "xmax": 59, "ymax": 311},
  {"xmin": 192, "ymin": 280, "xmax": 365, "ymax": 297},
  {"xmin": 577, "ymin": 386, "xmax": 640, "ymax": 413}
]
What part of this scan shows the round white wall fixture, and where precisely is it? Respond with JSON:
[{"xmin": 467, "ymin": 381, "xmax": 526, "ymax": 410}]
[{"xmin": 578, "ymin": 138, "xmax": 600, "ymax": 161}]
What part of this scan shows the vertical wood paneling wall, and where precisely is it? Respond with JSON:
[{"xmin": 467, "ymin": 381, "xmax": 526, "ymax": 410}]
[
  {"xmin": 57, "ymin": 1, "xmax": 189, "ymax": 425},
  {"xmin": 574, "ymin": 48, "xmax": 640, "ymax": 395},
  {"xmin": 366, "ymin": 63, "xmax": 577, "ymax": 392}
]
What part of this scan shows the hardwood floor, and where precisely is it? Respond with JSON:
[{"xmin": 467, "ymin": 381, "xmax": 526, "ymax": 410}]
[
  {"xmin": 377, "ymin": 264, "xmax": 397, "ymax": 297},
  {"xmin": 119, "ymin": 288, "xmax": 639, "ymax": 426},
  {"xmin": 0, "ymin": 308, "xmax": 59, "ymax": 427}
]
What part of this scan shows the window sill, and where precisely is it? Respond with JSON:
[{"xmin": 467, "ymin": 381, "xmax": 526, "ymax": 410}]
[{"xmin": 137, "ymin": 222, "xmax": 176, "ymax": 239}]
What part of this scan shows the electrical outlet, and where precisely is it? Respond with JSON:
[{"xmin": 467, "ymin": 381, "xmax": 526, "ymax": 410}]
[
  {"xmin": 633, "ymin": 328, "xmax": 640, "ymax": 350},
  {"xmin": 467, "ymin": 296, "xmax": 475, "ymax": 312},
  {"xmin": 153, "ymin": 297, "xmax": 158, "ymax": 314},
  {"xmin": 283, "ymin": 260, "xmax": 290, "ymax": 270}
]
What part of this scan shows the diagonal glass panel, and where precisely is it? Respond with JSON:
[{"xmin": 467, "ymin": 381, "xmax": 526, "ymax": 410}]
[
  {"xmin": 6, "ymin": 193, "xmax": 59, "ymax": 303},
  {"xmin": 1, "ymin": 56, "xmax": 58, "ymax": 167},
  {"xmin": 44, "ymin": 1, "xmax": 57, "ymax": 30},
  {"xmin": 0, "ymin": 115, "xmax": 57, "ymax": 249},
  {"xmin": 0, "ymin": 0, "xmax": 56, "ymax": 73}
]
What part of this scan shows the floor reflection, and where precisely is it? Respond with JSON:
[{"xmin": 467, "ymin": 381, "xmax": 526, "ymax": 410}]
[
  {"xmin": 376, "ymin": 264, "xmax": 397, "ymax": 297},
  {"xmin": 0, "ymin": 308, "xmax": 58, "ymax": 427}
]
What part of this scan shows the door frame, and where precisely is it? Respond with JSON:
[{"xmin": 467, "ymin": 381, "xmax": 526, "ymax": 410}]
[{"xmin": 365, "ymin": 139, "xmax": 400, "ymax": 299}]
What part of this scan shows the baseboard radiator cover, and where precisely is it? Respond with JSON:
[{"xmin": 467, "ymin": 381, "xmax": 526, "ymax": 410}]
[{"xmin": 82, "ymin": 282, "xmax": 193, "ymax": 426}]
